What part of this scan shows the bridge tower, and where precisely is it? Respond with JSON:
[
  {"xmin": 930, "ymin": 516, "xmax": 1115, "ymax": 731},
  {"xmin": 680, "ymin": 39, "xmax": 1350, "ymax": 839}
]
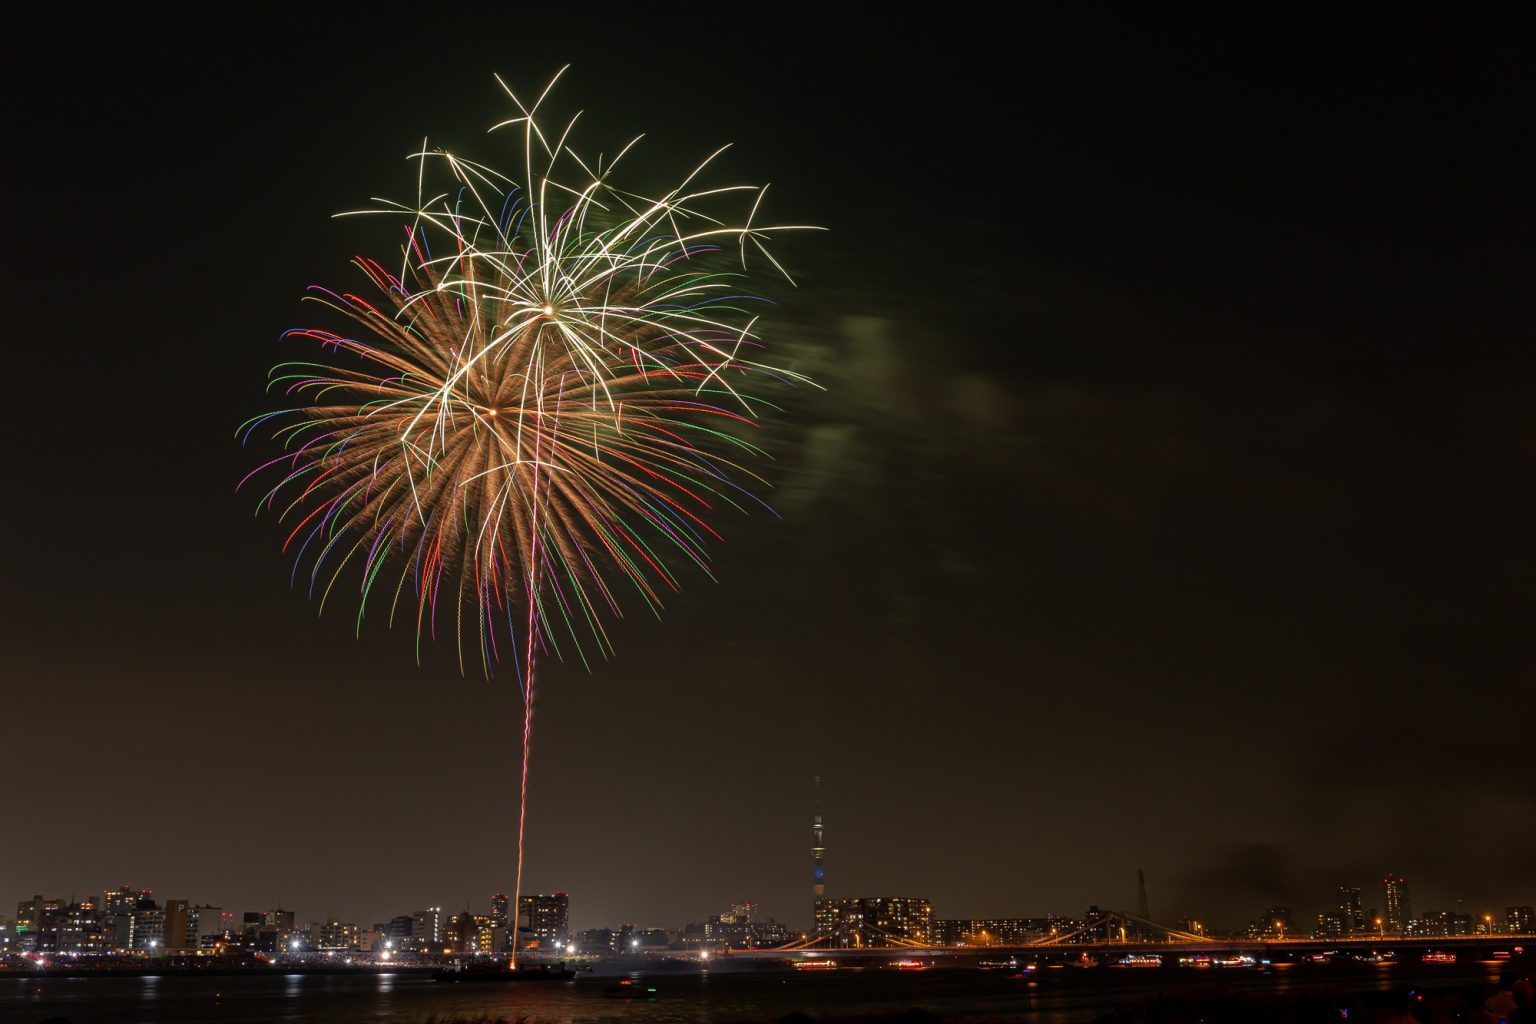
[{"xmin": 1137, "ymin": 868, "xmax": 1150, "ymax": 920}]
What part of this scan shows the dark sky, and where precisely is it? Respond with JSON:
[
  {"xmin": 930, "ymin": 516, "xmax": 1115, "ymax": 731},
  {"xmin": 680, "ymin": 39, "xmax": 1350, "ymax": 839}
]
[{"xmin": 5, "ymin": 10, "xmax": 1532, "ymax": 933}]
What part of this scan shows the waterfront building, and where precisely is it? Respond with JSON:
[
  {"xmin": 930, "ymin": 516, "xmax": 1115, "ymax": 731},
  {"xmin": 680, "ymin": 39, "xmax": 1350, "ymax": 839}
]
[
  {"xmin": 163, "ymin": 900, "xmax": 191, "ymax": 951},
  {"xmin": 412, "ymin": 907, "xmax": 442, "ymax": 948},
  {"xmin": 933, "ymin": 918, "xmax": 1054, "ymax": 946},
  {"xmin": 15, "ymin": 896, "xmax": 65, "ymax": 951},
  {"xmin": 574, "ymin": 927, "xmax": 614, "ymax": 954},
  {"xmin": 58, "ymin": 900, "xmax": 107, "ymax": 953},
  {"xmin": 491, "ymin": 892, "xmax": 510, "ymax": 929},
  {"xmin": 1315, "ymin": 912, "xmax": 1348, "ymax": 939},
  {"xmin": 131, "ymin": 896, "xmax": 164, "ymax": 951},
  {"xmin": 189, "ymin": 905, "xmax": 229, "ymax": 947},
  {"xmin": 814, "ymin": 897, "xmax": 933, "ymax": 947},
  {"xmin": 469, "ymin": 914, "xmax": 502, "ymax": 953},
  {"xmin": 101, "ymin": 887, "xmax": 147, "ymax": 919},
  {"xmin": 1383, "ymin": 875, "xmax": 1411, "ymax": 934},
  {"xmin": 101, "ymin": 888, "xmax": 152, "ymax": 951},
  {"xmin": 1509, "ymin": 907, "xmax": 1534, "ymax": 934},
  {"xmin": 700, "ymin": 900, "xmax": 792, "ymax": 948},
  {"xmin": 318, "ymin": 912, "xmax": 360, "ymax": 950},
  {"xmin": 1248, "ymin": 907, "xmax": 1296, "ymax": 940},
  {"xmin": 1337, "ymin": 886, "xmax": 1364, "ymax": 934},
  {"xmin": 518, "ymin": 893, "xmax": 570, "ymax": 949},
  {"xmin": 1411, "ymin": 911, "xmax": 1471, "ymax": 937}
]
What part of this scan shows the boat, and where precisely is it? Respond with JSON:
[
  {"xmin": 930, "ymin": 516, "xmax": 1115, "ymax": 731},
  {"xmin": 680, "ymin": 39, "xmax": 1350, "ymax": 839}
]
[
  {"xmin": 791, "ymin": 958, "xmax": 837, "ymax": 970},
  {"xmin": 1115, "ymin": 954, "xmax": 1162, "ymax": 968},
  {"xmin": 434, "ymin": 961, "xmax": 576, "ymax": 982},
  {"xmin": 603, "ymin": 978, "xmax": 658, "ymax": 998}
]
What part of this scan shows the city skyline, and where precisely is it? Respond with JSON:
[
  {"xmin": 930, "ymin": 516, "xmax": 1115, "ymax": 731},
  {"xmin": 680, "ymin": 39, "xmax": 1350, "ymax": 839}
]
[
  {"xmin": 5, "ymin": 7, "xmax": 1531, "ymax": 940},
  {"xmin": 9, "ymin": 858, "xmax": 1532, "ymax": 941}
]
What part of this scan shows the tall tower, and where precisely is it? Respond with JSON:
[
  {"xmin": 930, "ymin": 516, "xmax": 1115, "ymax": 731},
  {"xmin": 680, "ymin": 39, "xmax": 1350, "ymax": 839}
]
[
  {"xmin": 1136, "ymin": 868, "xmax": 1150, "ymax": 920},
  {"xmin": 1383, "ymin": 875, "xmax": 1411, "ymax": 934},
  {"xmin": 812, "ymin": 776, "xmax": 826, "ymax": 903}
]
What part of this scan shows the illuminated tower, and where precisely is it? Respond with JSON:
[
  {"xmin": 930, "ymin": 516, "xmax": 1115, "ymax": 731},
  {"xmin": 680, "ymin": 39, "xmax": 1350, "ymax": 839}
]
[
  {"xmin": 812, "ymin": 776, "xmax": 826, "ymax": 903},
  {"xmin": 1383, "ymin": 875, "xmax": 1411, "ymax": 934}
]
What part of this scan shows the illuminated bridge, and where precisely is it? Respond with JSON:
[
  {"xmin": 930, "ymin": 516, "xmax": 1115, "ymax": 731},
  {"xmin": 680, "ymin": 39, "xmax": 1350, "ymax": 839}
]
[{"xmin": 733, "ymin": 909, "xmax": 1531, "ymax": 961}]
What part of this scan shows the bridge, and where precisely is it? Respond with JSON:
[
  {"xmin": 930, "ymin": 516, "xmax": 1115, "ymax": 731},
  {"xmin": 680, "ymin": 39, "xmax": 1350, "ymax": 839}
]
[{"xmin": 729, "ymin": 909, "xmax": 1531, "ymax": 962}]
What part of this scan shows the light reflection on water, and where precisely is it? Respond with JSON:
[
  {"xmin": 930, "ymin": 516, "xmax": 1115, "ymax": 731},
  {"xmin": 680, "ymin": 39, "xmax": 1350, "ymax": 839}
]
[{"xmin": 1, "ymin": 963, "xmax": 1506, "ymax": 1024}]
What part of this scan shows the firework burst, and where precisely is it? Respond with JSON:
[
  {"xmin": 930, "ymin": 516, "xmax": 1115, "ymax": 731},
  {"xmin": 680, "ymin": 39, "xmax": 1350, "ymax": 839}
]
[{"xmin": 239, "ymin": 69, "xmax": 816, "ymax": 964}]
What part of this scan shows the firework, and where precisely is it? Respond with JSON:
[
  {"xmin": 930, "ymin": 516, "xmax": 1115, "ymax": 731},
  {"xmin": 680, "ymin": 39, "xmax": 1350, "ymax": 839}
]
[{"xmin": 239, "ymin": 69, "xmax": 816, "ymax": 965}]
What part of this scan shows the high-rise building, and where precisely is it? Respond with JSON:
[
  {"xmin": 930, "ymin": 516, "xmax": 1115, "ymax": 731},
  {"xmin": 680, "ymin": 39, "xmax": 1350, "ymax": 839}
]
[
  {"xmin": 189, "ymin": 905, "xmax": 229, "ymax": 947},
  {"xmin": 1315, "ymin": 912, "xmax": 1348, "ymax": 939},
  {"xmin": 933, "ymin": 918, "xmax": 1055, "ymax": 946},
  {"xmin": 163, "ymin": 900, "xmax": 191, "ymax": 951},
  {"xmin": 15, "ymin": 895, "xmax": 65, "ymax": 951},
  {"xmin": 100, "ymin": 886, "xmax": 150, "ymax": 950},
  {"xmin": 701, "ymin": 900, "xmax": 790, "ymax": 948},
  {"xmin": 1410, "ymin": 910, "xmax": 1471, "ymax": 937},
  {"xmin": 412, "ymin": 908, "xmax": 442, "ymax": 950},
  {"xmin": 813, "ymin": 897, "xmax": 933, "ymax": 948},
  {"xmin": 1337, "ymin": 886, "xmax": 1364, "ymax": 934},
  {"xmin": 1383, "ymin": 875, "xmax": 1411, "ymax": 935},
  {"xmin": 58, "ymin": 901, "xmax": 107, "ymax": 954},
  {"xmin": 1508, "ymin": 907, "xmax": 1534, "ymax": 934},
  {"xmin": 574, "ymin": 927, "xmax": 614, "ymax": 954},
  {"xmin": 132, "ymin": 897, "xmax": 165, "ymax": 951},
  {"xmin": 318, "ymin": 912, "xmax": 358, "ymax": 950},
  {"xmin": 491, "ymin": 892, "xmax": 510, "ymax": 929},
  {"xmin": 101, "ymin": 886, "xmax": 146, "ymax": 919},
  {"xmin": 518, "ymin": 893, "xmax": 570, "ymax": 948},
  {"xmin": 1248, "ymin": 907, "xmax": 1296, "ymax": 940}
]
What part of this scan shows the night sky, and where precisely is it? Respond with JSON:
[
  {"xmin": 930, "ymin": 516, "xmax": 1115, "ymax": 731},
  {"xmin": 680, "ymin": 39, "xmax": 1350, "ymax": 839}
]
[{"xmin": 6, "ymin": 11, "xmax": 1532, "ymax": 934}]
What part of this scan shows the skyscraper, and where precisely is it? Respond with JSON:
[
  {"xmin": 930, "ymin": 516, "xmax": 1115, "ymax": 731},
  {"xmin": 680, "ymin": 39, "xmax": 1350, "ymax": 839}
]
[
  {"xmin": 1337, "ymin": 886, "xmax": 1364, "ymax": 934},
  {"xmin": 1383, "ymin": 875, "xmax": 1411, "ymax": 934}
]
